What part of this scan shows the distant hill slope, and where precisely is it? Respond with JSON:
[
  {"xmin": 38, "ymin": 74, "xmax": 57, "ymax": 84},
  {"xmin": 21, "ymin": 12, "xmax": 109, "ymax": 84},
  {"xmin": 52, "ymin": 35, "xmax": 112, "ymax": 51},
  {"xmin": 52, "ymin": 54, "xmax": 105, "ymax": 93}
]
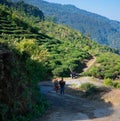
[
  {"xmin": 0, "ymin": 0, "xmax": 44, "ymax": 19},
  {"xmin": 14, "ymin": 0, "xmax": 120, "ymax": 52}
]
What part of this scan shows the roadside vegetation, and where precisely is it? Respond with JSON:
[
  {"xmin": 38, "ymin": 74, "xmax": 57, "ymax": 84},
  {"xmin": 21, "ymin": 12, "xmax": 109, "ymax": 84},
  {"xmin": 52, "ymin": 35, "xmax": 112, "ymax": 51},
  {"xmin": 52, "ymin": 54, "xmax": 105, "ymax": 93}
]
[{"xmin": 83, "ymin": 53, "xmax": 120, "ymax": 79}]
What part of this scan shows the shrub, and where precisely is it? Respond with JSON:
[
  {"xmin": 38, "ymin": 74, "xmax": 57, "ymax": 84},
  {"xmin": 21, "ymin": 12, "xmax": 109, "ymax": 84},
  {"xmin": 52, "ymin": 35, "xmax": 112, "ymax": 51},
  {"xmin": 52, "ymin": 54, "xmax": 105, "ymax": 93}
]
[
  {"xmin": 113, "ymin": 81, "xmax": 120, "ymax": 88},
  {"xmin": 104, "ymin": 79, "xmax": 120, "ymax": 89},
  {"xmin": 116, "ymin": 83, "xmax": 120, "ymax": 89},
  {"xmin": 86, "ymin": 53, "xmax": 120, "ymax": 79},
  {"xmin": 52, "ymin": 66, "xmax": 69, "ymax": 77},
  {"xmin": 80, "ymin": 82, "xmax": 97, "ymax": 95},
  {"xmin": 104, "ymin": 78, "xmax": 114, "ymax": 87},
  {"xmin": 0, "ymin": 40, "xmax": 48, "ymax": 121}
]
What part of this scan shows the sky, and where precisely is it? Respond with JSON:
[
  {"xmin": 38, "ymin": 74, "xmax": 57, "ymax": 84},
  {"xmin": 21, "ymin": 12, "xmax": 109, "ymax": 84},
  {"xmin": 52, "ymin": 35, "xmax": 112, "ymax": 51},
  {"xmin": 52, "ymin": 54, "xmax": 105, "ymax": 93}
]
[{"xmin": 45, "ymin": 0, "xmax": 120, "ymax": 21}]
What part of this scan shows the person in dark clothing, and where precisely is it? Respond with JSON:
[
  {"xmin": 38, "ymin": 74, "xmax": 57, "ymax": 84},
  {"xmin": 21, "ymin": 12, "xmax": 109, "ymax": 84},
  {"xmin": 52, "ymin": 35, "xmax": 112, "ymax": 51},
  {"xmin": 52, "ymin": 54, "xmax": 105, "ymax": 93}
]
[
  {"xmin": 59, "ymin": 77, "xmax": 65, "ymax": 95},
  {"xmin": 70, "ymin": 71, "xmax": 74, "ymax": 78},
  {"xmin": 70, "ymin": 71, "xmax": 76, "ymax": 79}
]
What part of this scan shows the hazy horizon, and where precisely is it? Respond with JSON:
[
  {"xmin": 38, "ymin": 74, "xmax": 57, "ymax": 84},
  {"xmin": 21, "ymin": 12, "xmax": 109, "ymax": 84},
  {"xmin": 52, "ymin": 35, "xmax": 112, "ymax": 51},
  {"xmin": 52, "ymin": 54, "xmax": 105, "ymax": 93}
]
[{"xmin": 45, "ymin": 0, "xmax": 120, "ymax": 22}]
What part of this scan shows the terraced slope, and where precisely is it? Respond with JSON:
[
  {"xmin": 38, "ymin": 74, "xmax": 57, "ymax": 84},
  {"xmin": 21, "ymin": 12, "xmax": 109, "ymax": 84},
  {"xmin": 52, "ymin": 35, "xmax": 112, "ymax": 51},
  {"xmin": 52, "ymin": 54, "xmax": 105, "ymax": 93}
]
[{"xmin": 0, "ymin": 7, "xmax": 41, "ymax": 39}]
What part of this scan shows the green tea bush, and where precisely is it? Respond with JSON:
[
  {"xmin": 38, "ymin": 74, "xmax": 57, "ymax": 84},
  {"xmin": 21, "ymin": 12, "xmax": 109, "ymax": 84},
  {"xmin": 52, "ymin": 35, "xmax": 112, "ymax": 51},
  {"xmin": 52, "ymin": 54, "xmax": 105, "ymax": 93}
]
[
  {"xmin": 0, "ymin": 39, "xmax": 49, "ymax": 121},
  {"xmin": 104, "ymin": 78, "xmax": 120, "ymax": 89},
  {"xmin": 86, "ymin": 53, "xmax": 120, "ymax": 79},
  {"xmin": 80, "ymin": 82, "xmax": 97, "ymax": 95},
  {"xmin": 103, "ymin": 78, "xmax": 113, "ymax": 87}
]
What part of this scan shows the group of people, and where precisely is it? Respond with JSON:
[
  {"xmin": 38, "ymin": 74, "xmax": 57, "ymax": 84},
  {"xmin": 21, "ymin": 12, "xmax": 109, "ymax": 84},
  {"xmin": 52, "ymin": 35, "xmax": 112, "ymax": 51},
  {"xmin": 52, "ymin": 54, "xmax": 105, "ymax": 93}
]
[
  {"xmin": 53, "ymin": 77, "xmax": 65, "ymax": 95},
  {"xmin": 53, "ymin": 72, "xmax": 76, "ymax": 94}
]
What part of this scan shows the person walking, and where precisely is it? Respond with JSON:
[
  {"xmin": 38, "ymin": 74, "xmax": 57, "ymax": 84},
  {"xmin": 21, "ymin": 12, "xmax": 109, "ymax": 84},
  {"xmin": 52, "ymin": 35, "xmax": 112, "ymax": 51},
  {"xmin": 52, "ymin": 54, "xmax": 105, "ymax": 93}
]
[
  {"xmin": 70, "ymin": 71, "xmax": 75, "ymax": 79},
  {"xmin": 54, "ymin": 79, "xmax": 59, "ymax": 93},
  {"xmin": 59, "ymin": 77, "xmax": 65, "ymax": 95}
]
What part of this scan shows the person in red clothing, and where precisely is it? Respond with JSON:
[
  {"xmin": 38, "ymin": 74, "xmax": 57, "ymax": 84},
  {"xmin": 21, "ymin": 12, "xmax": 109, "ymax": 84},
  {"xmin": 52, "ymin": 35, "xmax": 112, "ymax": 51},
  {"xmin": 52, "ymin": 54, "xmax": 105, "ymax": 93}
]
[
  {"xmin": 59, "ymin": 77, "xmax": 65, "ymax": 95},
  {"xmin": 54, "ymin": 78, "xmax": 59, "ymax": 93}
]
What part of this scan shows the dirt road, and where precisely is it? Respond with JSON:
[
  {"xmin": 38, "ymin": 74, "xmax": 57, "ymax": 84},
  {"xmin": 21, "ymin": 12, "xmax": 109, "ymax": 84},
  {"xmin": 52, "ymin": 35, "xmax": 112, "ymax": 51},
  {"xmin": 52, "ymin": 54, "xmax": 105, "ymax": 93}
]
[{"xmin": 36, "ymin": 79, "xmax": 120, "ymax": 121}]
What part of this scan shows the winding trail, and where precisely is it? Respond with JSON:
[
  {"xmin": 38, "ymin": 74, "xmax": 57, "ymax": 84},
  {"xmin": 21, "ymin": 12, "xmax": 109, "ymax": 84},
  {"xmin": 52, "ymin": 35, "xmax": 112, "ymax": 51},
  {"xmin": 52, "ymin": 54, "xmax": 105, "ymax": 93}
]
[
  {"xmin": 83, "ymin": 56, "xmax": 96, "ymax": 72},
  {"xmin": 36, "ymin": 79, "xmax": 120, "ymax": 121},
  {"xmin": 35, "ymin": 57, "xmax": 120, "ymax": 121}
]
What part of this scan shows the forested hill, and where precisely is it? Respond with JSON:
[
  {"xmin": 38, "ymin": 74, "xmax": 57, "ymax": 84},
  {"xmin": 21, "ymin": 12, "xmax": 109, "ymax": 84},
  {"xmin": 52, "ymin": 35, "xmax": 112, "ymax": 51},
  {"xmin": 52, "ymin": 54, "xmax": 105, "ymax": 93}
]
[
  {"xmin": 14, "ymin": 0, "xmax": 120, "ymax": 52},
  {"xmin": 0, "ymin": 0, "xmax": 44, "ymax": 19}
]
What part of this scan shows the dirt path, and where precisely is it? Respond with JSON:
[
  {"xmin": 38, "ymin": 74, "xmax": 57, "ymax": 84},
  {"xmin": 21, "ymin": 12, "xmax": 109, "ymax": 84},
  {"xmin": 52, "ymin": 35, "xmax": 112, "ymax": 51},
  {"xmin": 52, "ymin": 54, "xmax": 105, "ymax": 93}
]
[
  {"xmin": 83, "ymin": 56, "xmax": 96, "ymax": 72},
  {"xmin": 36, "ymin": 79, "xmax": 120, "ymax": 121}
]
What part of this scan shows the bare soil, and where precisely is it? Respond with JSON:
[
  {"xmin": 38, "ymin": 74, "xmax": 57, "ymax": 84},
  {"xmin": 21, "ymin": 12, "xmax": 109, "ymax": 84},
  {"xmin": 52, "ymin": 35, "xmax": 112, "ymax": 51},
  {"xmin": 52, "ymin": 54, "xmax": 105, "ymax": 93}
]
[{"xmin": 35, "ymin": 77, "xmax": 120, "ymax": 121}]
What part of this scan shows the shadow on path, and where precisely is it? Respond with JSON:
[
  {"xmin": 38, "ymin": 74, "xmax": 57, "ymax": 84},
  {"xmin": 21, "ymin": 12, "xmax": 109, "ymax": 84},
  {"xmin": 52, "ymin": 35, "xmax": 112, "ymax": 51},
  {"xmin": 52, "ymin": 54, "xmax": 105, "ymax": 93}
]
[{"xmin": 37, "ymin": 81, "xmax": 115, "ymax": 121}]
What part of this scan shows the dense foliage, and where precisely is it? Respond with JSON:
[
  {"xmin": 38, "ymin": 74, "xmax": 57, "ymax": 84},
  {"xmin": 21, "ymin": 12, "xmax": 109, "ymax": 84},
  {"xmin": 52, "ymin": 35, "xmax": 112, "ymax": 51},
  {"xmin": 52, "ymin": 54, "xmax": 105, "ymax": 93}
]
[
  {"xmin": 22, "ymin": 0, "xmax": 120, "ymax": 52},
  {"xmin": 0, "ymin": 39, "xmax": 48, "ymax": 121},
  {"xmin": 0, "ymin": 4, "xmax": 48, "ymax": 121},
  {"xmin": 84, "ymin": 52, "xmax": 120, "ymax": 79},
  {"xmin": 0, "ymin": 5, "xmax": 40, "ymax": 39},
  {"xmin": 104, "ymin": 78, "xmax": 120, "ymax": 89},
  {"xmin": 37, "ymin": 21, "xmax": 117, "ymax": 54},
  {"xmin": 0, "ymin": 0, "xmax": 44, "ymax": 20}
]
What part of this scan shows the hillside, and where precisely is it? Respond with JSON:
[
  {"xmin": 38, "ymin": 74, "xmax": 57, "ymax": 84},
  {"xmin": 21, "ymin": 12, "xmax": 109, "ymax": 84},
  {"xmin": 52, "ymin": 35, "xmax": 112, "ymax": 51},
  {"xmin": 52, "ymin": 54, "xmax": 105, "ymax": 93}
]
[
  {"xmin": 36, "ymin": 21, "xmax": 120, "ymax": 79},
  {"xmin": 0, "ymin": 0, "xmax": 44, "ymax": 19},
  {"xmin": 1, "ymin": 2, "xmax": 120, "ymax": 121},
  {"xmin": 0, "ymin": 5, "xmax": 49, "ymax": 121},
  {"xmin": 0, "ymin": 2, "xmax": 119, "ymax": 79},
  {"xmin": 0, "ymin": 6, "xmax": 36, "ymax": 38},
  {"xmin": 0, "ymin": 42, "xmax": 48, "ymax": 121},
  {"xmin": 18, "ymin": 0, "xmax": 120, "ymax": 52}
]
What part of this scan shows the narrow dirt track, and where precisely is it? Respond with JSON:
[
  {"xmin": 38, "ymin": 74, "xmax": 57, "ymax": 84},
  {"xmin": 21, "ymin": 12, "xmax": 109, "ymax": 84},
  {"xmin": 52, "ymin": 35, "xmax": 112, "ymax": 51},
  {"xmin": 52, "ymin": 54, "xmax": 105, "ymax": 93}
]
[
  {"xmin": 35, "ymin": 57, "xmax": 120, "ymax": 121},
  {"xmin": 36, "ymin": 80, "xmax": 120, "ymax": 121},
  {"xmin": 83, "ymin": 56, "xmax": 96, "ymax": 72}
]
